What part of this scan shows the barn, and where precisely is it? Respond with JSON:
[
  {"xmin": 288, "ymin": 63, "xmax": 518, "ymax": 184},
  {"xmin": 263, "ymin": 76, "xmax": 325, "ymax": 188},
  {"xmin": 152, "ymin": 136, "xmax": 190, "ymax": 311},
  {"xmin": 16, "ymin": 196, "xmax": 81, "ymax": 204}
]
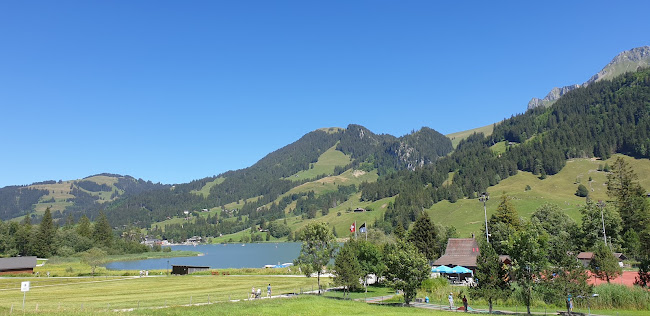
[{"xmin": 0, "ymin": 257, "xmax": 37, "ymax": 275}]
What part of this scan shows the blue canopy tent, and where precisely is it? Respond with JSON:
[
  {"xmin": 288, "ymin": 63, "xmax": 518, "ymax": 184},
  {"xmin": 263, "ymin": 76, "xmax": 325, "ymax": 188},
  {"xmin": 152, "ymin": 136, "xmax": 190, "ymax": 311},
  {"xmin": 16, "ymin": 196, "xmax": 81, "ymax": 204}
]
[{"xmin": 431, "ymin": 265, "xmax": 453, "ymax": 273}]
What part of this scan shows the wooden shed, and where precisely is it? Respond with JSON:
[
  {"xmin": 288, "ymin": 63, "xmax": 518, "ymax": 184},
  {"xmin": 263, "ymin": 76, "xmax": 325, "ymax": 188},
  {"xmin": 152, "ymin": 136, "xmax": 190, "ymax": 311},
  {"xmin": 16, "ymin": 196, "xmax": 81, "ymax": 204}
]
[
  {"xmin": 0, "ymin": 257, "xmax": 37, "ymax": 275},
  {"xmin": 171, "ymin": 265, "xmax": 210, "ymax": 275}
]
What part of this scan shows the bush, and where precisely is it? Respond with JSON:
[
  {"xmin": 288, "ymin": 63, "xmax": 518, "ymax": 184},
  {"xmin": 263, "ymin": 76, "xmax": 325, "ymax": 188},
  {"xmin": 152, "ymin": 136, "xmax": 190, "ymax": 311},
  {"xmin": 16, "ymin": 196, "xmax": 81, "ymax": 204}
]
[
  {"xmin": 585, "ymin": 284, "xmax": 650, "ymax": 310},
  {"xmin": 576, "ymin": 184, "xmax": 589, "ymax": 197}
]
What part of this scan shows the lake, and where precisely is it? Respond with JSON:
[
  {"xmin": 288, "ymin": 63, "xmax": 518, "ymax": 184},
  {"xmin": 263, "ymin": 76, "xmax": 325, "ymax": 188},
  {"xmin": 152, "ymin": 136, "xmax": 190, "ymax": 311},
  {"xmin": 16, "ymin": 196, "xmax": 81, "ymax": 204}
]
[{"xmin": 104, "ymin": 243, "xmax": 302, "ymax": 270}]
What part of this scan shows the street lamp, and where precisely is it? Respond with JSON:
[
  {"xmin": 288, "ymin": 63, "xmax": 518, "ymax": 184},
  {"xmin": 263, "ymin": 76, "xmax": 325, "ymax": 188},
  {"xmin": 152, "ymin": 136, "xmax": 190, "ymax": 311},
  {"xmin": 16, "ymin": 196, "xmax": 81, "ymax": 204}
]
[
  {"xmin": 597, "ymin": 200, "xmax": 607, "ymax": 248},
  {"xmin": 479, "ymin": 193, "xmax": 490, "ymax": 243}
]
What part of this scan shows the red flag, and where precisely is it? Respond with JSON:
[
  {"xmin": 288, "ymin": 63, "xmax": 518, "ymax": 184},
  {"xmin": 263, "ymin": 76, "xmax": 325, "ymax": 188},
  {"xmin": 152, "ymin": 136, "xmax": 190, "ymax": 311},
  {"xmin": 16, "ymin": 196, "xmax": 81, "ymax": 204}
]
[{"xmin": 350, "ymin": 222, "xmax": 356, "ymax": 233}]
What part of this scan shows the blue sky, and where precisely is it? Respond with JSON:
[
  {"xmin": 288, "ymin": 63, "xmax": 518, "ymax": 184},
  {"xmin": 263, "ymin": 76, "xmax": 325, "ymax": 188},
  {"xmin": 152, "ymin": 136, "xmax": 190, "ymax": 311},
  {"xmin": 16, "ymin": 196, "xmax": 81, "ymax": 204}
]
[{"xmin": 1, "ymin": 1, "xmax": 649, "ymax": 187}]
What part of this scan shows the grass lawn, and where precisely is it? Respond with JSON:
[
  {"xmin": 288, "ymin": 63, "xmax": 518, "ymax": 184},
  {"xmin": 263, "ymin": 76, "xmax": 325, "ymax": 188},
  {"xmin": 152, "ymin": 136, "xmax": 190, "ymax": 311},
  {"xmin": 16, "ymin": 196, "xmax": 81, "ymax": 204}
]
[
  {"xmin": 323, "ymin": 284, "xmax": 396, "ymax": 300},
  {"xmin": 190, "ymin": 177, "xmax": 226, "ymax": 198},
  {"xmin": 0, "ymin": 275, "xmax": 321, "ymax": 313}
]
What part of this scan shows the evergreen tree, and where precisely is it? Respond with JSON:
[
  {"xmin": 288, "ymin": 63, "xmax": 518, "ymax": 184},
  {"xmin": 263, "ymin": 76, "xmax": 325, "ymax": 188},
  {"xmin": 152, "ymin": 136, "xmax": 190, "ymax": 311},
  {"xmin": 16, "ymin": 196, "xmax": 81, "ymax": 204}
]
[
  {"xmin": 590, "ymin": 241, "xmax": 622, "ymax": 283},
  {"xmin": 93, "ymin": 211, "xmax": 113, "ymax": 247},
  {"xmin": 606, "ymin": 157, "xmax": 650, "ymax": 233},
  {"xmin": 486, "ymin": 195, "xmax": 521, "ymax": 254},
  {"xmin": 34, "ymin": 207, "xmax": 56, "ymax": 257},
  {"xmin": 575, "ymin": 184, "xmax": 589, "ymax": 197},
  {"xmin": 469, "ymin": 239, "xmax": 511, "ymax": 313},
  {"xmin": 333, "ymin": 241, "xmax": 362, "ymax": 295},
  {"xmin": 407, "ymin": 212, "xmax": 438, "ymax": 262},
  {"xmin": 63, "ymin": 214, "xmax": 75, "ymax": 230},
  {"xmin": 393, "ymin": 222, "xmax": 406, "ymax": 239},
  {"xmin": 77, "ymin": 215, "xmax": 92, "ymax": 239},
  {"xmin": 14, "ymin": 215, "xmax": 32, "ymax": 256}
]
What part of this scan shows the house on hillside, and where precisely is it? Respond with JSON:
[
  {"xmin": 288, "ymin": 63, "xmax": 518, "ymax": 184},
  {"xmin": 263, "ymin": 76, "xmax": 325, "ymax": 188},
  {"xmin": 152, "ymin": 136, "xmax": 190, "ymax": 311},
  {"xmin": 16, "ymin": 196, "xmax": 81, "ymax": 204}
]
[
  {"xmin": 0, "ymin": 257, "xmax": 37, "ymax": 275},
  {"xmin": 432, "ymin": 238, "xmax": 480, "ymax": 270}
]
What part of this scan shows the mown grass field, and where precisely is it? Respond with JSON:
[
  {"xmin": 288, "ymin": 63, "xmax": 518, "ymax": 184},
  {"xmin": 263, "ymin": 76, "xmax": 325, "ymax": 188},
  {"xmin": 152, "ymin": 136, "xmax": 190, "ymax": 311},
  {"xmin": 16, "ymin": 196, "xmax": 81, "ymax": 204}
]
[{"xmin": 0, "ymin": 275, "xmax": 320, "ymax": 313}]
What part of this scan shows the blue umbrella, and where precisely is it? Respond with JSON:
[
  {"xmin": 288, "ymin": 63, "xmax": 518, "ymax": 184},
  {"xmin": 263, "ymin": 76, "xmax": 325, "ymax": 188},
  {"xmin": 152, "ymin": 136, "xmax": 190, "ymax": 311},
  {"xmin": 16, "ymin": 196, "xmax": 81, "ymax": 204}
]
[
  {"xmin": 450, "ymin": 265, "xmax": 472, "ymax": 274},
  {"xmin": 431, "ymin": 265, "xmax": 453, "ymax": 273}
]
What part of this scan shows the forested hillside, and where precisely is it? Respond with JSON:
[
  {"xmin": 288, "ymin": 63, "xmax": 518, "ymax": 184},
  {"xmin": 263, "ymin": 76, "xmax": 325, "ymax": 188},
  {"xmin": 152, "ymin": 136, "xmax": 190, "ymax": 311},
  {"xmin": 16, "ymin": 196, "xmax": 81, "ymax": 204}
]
[
  {"xmin": 79, "ymin": 125, "xmax": 452, "ymax": 232},
  {"xmin": 0, "ymin": 174, "xmax": 169, "ymax": 222},
  {"xmin": 363, "ymin": 68, "xmax": 650, "ymax": 230}
]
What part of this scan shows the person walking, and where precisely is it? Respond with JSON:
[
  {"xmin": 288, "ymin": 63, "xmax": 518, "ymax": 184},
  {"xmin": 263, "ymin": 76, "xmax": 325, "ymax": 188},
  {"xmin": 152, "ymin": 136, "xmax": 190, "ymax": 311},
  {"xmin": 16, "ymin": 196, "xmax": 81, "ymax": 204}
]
[
  {"xmin": 448, "ymin": 292, "xmax": 454, "ymax": 310},
  {"xmin": 267, "ymin": 284, "xmax": 272, "ymax": 298},
  {"xmin": 251, "ymin": 286, "xmax": 255, "ymax": 299},
  {"xmin": 462, "ymin": 295, "xmax": 468, "ymax": 312}
]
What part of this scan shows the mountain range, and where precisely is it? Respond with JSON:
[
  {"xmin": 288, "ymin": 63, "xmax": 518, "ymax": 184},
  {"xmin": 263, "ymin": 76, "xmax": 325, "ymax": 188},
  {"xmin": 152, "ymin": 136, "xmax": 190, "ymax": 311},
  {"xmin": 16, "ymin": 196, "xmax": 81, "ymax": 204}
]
[{"xmin": 2, "ymin": 46, "xmax": 650, "ymax": 242}]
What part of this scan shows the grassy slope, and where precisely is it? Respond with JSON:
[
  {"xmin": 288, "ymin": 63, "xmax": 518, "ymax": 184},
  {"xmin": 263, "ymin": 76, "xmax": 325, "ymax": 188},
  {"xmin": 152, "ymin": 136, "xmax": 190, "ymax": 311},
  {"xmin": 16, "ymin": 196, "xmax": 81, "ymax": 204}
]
[
  {"xmin": 427, "ymin": 154, "xmax": 650, "ymax": 237},
  {"xmin": 190, "ymin": 177, "xmax": 225, "ymax": 198},
  {"xmin": 285, "ymin": 145, "xmax": 352, "ymax": 181},
  {"xmin": 446, "ymin": 123, "xmax": 494, "ymax": 148},
  {"xmin": 23, "ymin": 175, "xmax": 122, "ymax": 216},
  {"xmin": 211, "ymin": 151, "xmax": 650, "ymax": 243}
]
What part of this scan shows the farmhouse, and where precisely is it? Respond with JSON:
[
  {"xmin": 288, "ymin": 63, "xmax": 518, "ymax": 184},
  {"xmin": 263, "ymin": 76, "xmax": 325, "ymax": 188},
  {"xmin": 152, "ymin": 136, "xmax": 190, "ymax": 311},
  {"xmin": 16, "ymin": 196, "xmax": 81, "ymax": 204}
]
[
  {"xmin": 432, "ymin": 238, "xmax": 480, "ymax": 270},
  {"xmin": 0, "ymin": 256, "xmax": 37, "ymax": 275},
  {"xmin": 577, "ymin": 251, "xmax": 627, "ymax": 267}
]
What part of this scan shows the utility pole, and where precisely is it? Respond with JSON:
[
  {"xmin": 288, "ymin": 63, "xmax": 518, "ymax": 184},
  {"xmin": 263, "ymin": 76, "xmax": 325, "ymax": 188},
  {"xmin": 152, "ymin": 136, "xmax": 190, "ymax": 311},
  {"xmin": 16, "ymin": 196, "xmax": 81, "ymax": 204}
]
[
  {"xmin": 479, "ymin": 193, "xmax": 490, "ymax": 243},
  {"xmin": 598, "ymin": 201, "xmax": 607, "ymax": 248}
]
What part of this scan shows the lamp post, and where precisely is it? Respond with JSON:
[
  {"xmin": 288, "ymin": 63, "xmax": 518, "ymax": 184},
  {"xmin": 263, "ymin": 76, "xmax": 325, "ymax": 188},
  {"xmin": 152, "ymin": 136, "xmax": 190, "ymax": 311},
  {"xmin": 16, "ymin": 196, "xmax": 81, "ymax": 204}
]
[
  {"xmin": 597, "ymin": 200, "xmax": 607, "ymax": 248},
  {"xmin": 479, "ymin": 193, "xmax": 489, "ymax": 243}
]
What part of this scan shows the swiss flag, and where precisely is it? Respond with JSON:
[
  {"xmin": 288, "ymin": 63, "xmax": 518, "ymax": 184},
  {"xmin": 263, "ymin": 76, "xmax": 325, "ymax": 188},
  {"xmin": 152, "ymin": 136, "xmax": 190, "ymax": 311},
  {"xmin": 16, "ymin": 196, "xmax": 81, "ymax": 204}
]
[{"xmin": 350, "ymin": 222, "xmax": 356, "ymax": 233}]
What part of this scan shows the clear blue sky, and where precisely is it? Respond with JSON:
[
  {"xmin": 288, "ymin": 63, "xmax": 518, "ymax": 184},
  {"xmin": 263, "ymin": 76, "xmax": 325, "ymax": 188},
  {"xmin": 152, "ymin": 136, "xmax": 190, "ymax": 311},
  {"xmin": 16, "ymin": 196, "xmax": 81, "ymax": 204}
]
[{"xmin": 1, "ymin": 1, "xmax": 649, "ymax": 187}]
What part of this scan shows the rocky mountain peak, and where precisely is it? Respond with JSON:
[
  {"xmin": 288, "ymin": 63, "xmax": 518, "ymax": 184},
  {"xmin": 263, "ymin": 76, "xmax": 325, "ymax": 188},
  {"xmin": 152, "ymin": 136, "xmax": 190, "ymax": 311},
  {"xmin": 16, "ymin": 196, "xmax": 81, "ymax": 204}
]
[{"xmin": 527, "ymin": 46, "xmax": 650, "ymax": 111}]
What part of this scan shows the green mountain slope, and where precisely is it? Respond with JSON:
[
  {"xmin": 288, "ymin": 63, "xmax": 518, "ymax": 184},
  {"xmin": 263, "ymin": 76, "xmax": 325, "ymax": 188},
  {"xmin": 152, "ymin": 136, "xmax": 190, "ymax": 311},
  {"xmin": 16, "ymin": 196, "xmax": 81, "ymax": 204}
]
[{"xmin": 0, "ymin": 174, "xmax": 169, "ymax": 222}]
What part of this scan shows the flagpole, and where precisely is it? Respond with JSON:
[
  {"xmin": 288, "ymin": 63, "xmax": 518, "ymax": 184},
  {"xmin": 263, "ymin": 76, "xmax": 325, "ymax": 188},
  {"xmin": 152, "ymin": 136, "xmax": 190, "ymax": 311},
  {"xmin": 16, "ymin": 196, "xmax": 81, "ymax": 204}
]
[
  {"xmin": 365, "ymin": 222, "xmax": 367, "ymax": 241},
  {"xmin": 355, "ymin": 221, "xmax": 357, "ymax": 239}
]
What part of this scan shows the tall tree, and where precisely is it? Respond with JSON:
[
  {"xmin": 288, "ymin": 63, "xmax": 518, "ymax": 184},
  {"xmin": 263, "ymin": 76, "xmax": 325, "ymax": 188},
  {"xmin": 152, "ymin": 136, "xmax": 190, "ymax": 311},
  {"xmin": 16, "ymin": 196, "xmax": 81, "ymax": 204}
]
[
  {"xmin": 607, "ymin": 157, "xmax": 650, "ymax": 233},
  {"xmin": 407, "ymin": 212, "xmax": 438, "ymax": 262},
  {"xmin": 509, "ymin": 223, "xmax": 549, "ymax": 315},
  {"xmin": 354, "ymin": 240, "xmax": 385, "ymax": 282},
  {"xmin": 383, "ymin": 240, "xmax": 429, "ymax": 305},
  {"xmin": 333, "ymin": 241, "xmax": 362, "ymax": 296},
  {"xmin": 469, "ymin": 239, "xmax": 511, "ymax": 314},
  {"xmin": 579, "ymin": 200, "xmax": 622, "ymax": 250},
  {"xmin": 93, "ymin": 211, "xmax": 113, "ymax": 247},
  {"xmin": 486, "ymin": 194, "xmax": 522, "ymax": 254},
  {"xmin": 14, "ymin": 215, "xmax": 33, "ymax": 256},
  {"xmin": 76, "ymin": 215, "xmax": 92, "ymax": 239},
  {"xmin": 33, "ymin": 207, "xmax": 57, "ymax": 257},
  {"xmin": 294, "ymin": 222, "xmax": 337, "ymax": 294},
  {"xmin": 540, "ymin": 234, "xmax": 592, "ymax": 315},
  {"xmin": 590, "ymin": 241, "xmax": 622, "ymax": 283}
]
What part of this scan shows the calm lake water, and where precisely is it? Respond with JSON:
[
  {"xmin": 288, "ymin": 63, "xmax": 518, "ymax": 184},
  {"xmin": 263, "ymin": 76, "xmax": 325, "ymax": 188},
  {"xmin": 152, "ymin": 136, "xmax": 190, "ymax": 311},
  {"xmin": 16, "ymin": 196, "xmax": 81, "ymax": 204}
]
[{"xmin": 104, "ymin": 243, "xmax": 301, "ymax": 270}]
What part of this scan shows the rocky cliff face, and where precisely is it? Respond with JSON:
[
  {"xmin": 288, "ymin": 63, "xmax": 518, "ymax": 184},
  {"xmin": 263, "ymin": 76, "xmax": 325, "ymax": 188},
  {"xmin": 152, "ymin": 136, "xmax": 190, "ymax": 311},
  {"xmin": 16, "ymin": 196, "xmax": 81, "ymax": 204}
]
[{"xmin": 527, "ymin": 46, "xmax": 650, "ymax": 110}]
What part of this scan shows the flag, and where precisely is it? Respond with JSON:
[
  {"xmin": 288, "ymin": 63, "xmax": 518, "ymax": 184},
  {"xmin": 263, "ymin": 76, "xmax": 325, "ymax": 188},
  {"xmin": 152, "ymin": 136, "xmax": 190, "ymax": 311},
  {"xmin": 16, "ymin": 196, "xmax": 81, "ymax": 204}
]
[
  {"xmin": 359, "ymin": 222, "xmax": 366, "ymax": 234},
  {"xmin": 350, "ymin": 222, "xmax": 356, "ymax": 233}
]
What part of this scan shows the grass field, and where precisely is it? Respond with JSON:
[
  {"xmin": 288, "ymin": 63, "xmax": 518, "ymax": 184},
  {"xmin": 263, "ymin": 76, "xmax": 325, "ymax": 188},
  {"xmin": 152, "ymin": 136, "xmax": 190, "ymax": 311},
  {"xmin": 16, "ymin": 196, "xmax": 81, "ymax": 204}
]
[
  {"xmin": 446, "ymin": 123, "xmax": 495, "ymax": 148},
  {"xmin": 285, "ymin": 145, "xmax": 352, "ymax": 181},
  {"xmin": 0, "ymin": 275, "xmax": 320, "ymax": 313}
]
